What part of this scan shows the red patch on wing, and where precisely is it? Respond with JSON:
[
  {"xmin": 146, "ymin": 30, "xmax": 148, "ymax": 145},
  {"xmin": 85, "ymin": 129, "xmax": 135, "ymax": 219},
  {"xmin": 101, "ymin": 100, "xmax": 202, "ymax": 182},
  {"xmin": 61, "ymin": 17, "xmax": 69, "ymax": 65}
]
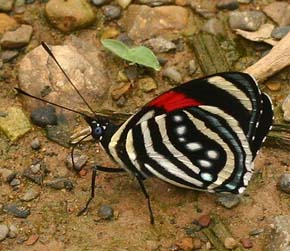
[{"xmin": 148, "ymin": 91, "xmax": 201, "ymax": 112}]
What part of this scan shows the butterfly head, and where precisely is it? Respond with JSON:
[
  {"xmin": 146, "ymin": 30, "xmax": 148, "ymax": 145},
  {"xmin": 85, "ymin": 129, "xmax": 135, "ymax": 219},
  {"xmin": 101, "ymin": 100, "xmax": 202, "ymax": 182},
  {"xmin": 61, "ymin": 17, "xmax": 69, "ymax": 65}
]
[{"xmin": 84, "ymin": 115, "xmax": 110, "ymax": 141}]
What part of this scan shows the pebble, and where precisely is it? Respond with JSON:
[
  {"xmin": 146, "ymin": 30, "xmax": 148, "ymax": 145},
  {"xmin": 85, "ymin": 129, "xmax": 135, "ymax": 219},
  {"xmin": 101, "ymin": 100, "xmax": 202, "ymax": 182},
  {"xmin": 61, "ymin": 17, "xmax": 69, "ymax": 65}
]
[
  {"xmin": 249, "ymin": 228, "xmax": 264, "ymax": 236},
  {"xmin": 25, "ymin": 0, "xmax": 35, "ymax": 3},
  {"xmin": 25, "ymin": 234, "xmax": 39, "ymax": 246},
  {"xmin": 0, "ymin": 25, "xmax": 33, "ymax": 49},
  {"xmin": 0, "ymin": 0, "xmax": 14, "ymax": 12},
  {"xmin": 91, "ymin": 0, "xmax": 108, "ymax": 6},
  {"xmin": 0, "ymin": 14, "xmax": 18, "ymax": 34},
  {"xmin": 238, "ymin": 0, "xmax": 251, "ymax": 3},
  {"xmin": 198, "ymin": 214, "xmax": 211, "ymax": 228},
  {"xmin": 3, "ymin": 204, "xmax": 30, "ymax": 218},
  {"xmin": 102, "ymin": 5, "xmax": 122, "ymax": 20},
  {"xmin": 45, "ymin": 0, "xmax": 96, "ymax": 32},
  {"xmin": 188, "ymin": 60, "xmax": 197, "ymax": 74},
  {"xmin": 282, "ymin": 94, "xmax": 290, "ymax": 121},
  {"xmin": 136, "ymin": 0, "xmax": 173, "ymax": 7},
  {"xmin": 162, "ymin": 67, "xmax": 182, "ymax": 83},
  {"xmin": 138, "ymin": 77, "xmax": 157, "ymax": 92},
  {"xmin": 271, "ymin": 26, "xmax": 290, "ymax": 40},
  {"xmin": 66, "ymin": 153, "xmax": 88, "ymax": 172},
  {"xmin": 22, "ymin": 161, "xmax": 48, "ymax": 185},
  {"xmin": 46, "ymin": 178, "xmax": 74, "ymax": 191},
  {"xmin": 0, "ymin": 167, "xmax": 16, "ymax": 183},
  {"xmin": 1, "ymin": 50, "xmax": 19, "ymax": 63},
  {"xmin": 177, "ymin": 237, "xmax": 194, "ymax": 251},
  {"xmin": 97, "ymin": 205, "xmax": 114, "ymax": 220},
  {"xmin": 169, "ymin": 244, "xmax": 180, "ymax": 251},
  {"xmin": 240, "ymin": 238, "xmax": 253, "ymax": 249},
  {"xmin": 229, "ymin": 11, "xmax": 266, "ymax": 31},
  {"xmin": 21, "ymin": 188, "xmax": 40, "ymax": 202},
  {"xmin": 216, "ymin": 0, "xmax": 239, "ymax": 11},
  {"xmin": 124, "ymin": 65, "xmax": 139, "ymax": 81},
  {"xmin": 111, "ymin": 82, "xmax": 131, "ymax": 100},
  {"xmin": 0, "ymin": 224, "xmax": 9, "ymax": 241},
  {"xmin": 263, "ymin": 2, "xmax": 290, "ymax": 27},
  {"xmin": 30, "ymin": 105, "xmax": 58, "ymax": 127},
  {"xmin": 277, "ymin": 174, "xmax": 290, "ymax": 194},
  {"xmin": 202, "ymin": 18, "xmax": 225, "ymax": 36},
  {"xmin": 116, "ymin": 0, "xmax": 132, "ymax": 9},
  {"xmin": 31, "ymin": 138, "xmax": 41, "ymax": 150},
  {"xmin": 144, "ymin": 37, "xmax": 176, "ymax": 53},
  {"xmin": 224, "ymin": 237, "xmax": 238, "ymax": 249},
  {"xmin": 8, "ymin": 224, "xmax": 18, "ymax": 238},
  {"xmin": 117, "ymin": 33, "xmax": 133, "ymax": 46},
  {"xmin": 216, "ymin": 194, "xmax": 241, "ymax": 209},
  {"xmin": 10, "ymin": 178, "xmax": 21, "ymax": 187}
]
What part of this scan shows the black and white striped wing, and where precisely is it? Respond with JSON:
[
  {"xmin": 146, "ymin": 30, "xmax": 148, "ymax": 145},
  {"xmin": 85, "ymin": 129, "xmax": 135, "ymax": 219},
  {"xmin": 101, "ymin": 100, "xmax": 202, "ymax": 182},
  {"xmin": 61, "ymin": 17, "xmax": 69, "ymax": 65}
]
[{"xmin": 107, "ymin": 72, "xmax": 273, "ymax": 194}]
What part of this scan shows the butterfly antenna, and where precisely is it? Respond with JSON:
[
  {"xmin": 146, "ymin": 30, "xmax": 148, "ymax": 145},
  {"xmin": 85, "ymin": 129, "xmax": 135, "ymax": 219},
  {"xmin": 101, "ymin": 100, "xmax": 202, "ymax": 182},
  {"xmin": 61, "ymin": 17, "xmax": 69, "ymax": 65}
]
[
  {"xmin": 41, "ymin": 41, "xmax": 96, "ymax": 115},
  {"xmin": 15, "ymin": 87, "xmax": 90, "ymax": 118}
]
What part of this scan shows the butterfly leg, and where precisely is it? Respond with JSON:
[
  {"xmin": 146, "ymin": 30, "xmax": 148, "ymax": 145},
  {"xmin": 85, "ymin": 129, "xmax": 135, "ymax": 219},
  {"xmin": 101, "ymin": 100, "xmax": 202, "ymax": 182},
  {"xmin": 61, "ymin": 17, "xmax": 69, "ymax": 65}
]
[
  {"xmin": 134, "ymin": 173, "xmax": 155, "ymax": 225},
  {"xmin": 77, "ymin": 165, "xmax": 125, "ymax": 216}
]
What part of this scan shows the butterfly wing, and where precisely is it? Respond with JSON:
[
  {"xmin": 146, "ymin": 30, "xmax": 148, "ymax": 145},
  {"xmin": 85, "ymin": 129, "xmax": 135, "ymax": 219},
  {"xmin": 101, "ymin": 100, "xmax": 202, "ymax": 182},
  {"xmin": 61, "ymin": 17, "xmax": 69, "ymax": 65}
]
[{"xmin": 106, "ymin": 72, "xmax": 273, "ymax": 193}]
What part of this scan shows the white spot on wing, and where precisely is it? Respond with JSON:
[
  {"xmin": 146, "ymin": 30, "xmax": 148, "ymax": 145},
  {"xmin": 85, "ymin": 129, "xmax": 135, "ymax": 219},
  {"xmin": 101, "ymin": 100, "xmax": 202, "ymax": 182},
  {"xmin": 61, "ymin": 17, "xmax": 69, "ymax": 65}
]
[
  {"xmin": 176, "ymin": 126, "xmax": 186, "ymax": 135},
  {"xmin": 173, "ymin": 115, "xmax": 183, "ymax": 122},
  {"xmin": 186, "ymin": 142, "xmax": 202, "ymax": 151},
  {"xmin": 206, "ymin": 150, "xmax": 219, "ymax": 159},
  {"xmin": 200, "ymin": 172, "xmax": 213, "ymax": 182},
  {"xmin": 179, "ymin": 137, "xmax": 186, "ymax": 142},
  {"xmin": 198, "ymin": 159, "xmax": 212, "ymax": 168},
  {"xmin": 238, "ymin": 187, "xmax": 246, "ymax": 194}
]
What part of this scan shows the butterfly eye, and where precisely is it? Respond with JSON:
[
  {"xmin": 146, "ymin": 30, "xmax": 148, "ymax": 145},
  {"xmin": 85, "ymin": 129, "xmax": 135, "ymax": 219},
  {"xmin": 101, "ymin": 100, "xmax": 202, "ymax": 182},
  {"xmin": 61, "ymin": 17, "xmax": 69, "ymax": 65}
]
[{"xmin": 94, "ymin": 126, "xmax": 103, "ymax": 136}]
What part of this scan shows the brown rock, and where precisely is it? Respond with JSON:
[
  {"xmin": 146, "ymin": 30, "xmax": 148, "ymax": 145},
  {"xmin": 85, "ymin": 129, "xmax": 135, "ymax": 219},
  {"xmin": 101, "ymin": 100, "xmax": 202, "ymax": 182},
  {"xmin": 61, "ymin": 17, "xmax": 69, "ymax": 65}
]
[
  {"xmin": 120, "ymin": 5, "xmax": 195, "ymax": 41},
  {"xmin": 0, "ymin": 14, "xmax": 18, "ymax": 34},
  {"xmin": 178, "ymin": 237, "xmax": 194, "ymax": 251},
  {"xmin": 265, "ymin": 82, "xmax": 281, "ymax": 91},
  {"xmin": 263, "ymin": 2, "xmax": 290, "ymax": 26},
  {"xmin": 240, "ymin": 238, "xmax": 253, "ymax": 249},
  {"xmin": 111, "ymin": 82, "xmax": 131, "ymax": 100},
  {"xmin": 25, "ymin": 234, "xmax": 39, "ymax": 246},
  {"xmin": 224, "ymin": 237, "xmax": 238, "ymax": 249},
  {"xmin": 198, "ymin": 214, "xmax": 212, "ymax": 227}
]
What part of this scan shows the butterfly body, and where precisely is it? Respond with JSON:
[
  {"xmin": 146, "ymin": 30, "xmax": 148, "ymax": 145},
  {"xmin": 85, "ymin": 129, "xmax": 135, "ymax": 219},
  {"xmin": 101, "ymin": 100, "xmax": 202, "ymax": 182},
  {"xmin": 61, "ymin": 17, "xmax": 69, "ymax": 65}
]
[{"xmin": 86, "ymin": 72, "xmax": 273, "ymax": 195}]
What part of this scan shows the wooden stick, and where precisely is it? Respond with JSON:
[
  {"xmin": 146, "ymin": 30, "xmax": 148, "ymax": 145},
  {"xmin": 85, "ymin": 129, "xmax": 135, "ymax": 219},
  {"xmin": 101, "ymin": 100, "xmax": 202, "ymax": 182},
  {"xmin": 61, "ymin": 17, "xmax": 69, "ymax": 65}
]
[{"xmin": 244, "ymin": 31, "xmax": 290, "ymax": 83}]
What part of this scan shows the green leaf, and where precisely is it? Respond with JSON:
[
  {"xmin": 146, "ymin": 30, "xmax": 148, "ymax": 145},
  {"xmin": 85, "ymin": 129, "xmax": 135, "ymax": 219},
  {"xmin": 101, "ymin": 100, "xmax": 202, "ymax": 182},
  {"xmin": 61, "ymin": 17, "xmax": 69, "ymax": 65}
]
[{"xmin": 101, "ymin": 39, "xmax": 161, "ymax": 71}]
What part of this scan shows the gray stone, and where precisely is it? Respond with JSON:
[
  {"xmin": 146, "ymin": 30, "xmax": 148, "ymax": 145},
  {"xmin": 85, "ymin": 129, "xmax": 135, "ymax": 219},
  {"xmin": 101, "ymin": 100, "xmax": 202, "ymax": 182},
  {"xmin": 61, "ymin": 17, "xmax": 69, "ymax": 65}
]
[
  {"xmin": 143, "ymin": 37, "xmax": 176, "ymax": 53},
  {"xmin": 66, "ymin": 153, "xmax": 88, "ymax": 172},
  {"xmin": 22, "ymin": 161, "xmax": 48, "ymax": 185},
  {"xmin": 120, "ymin": 5, "xmax": 194, "ymax": 41},
  {"xmin": 10, "ymin": 178, "xmax": 20, "ymax": 187},
  {"xmin": 188, "ymin": 59, "xmax": 197, "ymax": 74},
  {"xmin": 0, "ymin": 107, "xmax": 31, "ymax": 141},
  {"xmin": 8, "ymin": 224, "xmax": 18, "ymax": 238},
  {"xmin": 45, "ymin": 0, "xmax": 96, "ymax": 32},
  {"xmin": 0, "ymin": 224, "xmax": 9, "ymax": 241},
  {"xmin": 216, "ymin": 194, "xmax": 240, "ymax": 209},
  {"xmin": 18, "ymin": 36, "xmax": 111, "ymax": 118},
  {"xmin": 266, "ymin": 215, "xmax": 290, "ymax": 251},
  {"xmin": 278, "ymin": 174, "xmax": 290, "ymax": 194},
  {"xmin": 3, "ymin": 204, "xmax": 30, "ymax": 218},
  {"xmin": 238, "ymin": 0, "xmax": 251, "ymax": 3},
  {"xmin": 0, "ymin": 0, "xmax": 14, "ymax": 12},
  {"xmin": 0, "ymin": 167, "xmax": 15, "ymax": 183},
  {"xmin": 202, "ymin": 18, "xmax": 225, "ymax": 36},
  {"xmin": 271, "ymin": 26, "xmax": 290, "ymax": 40},
  {"xmin": 0, "ymin": 25, "xmax": 33, "ymax": 49},
  {"xmin": 102, "ymin": 5, "xmax": 122, "ymax": 20},
  {"xmin": 229, "ymin": 11, "xmax": 266, "ymax": 31},
  {"xmin": 282, "ymin": 94, "xmax": 290, "ymax": 122},
  {"xmin": 91, "ymin": 0, "xmax": 108, "ymax": 6},
  {"xmin": 1, "ymin": 50, "xmax": 19, "ymax": 62},
  {"xmin": 263, "ymin": 2, "xmax": 290, "ymax": 26},
  {"xmin": 46, "ymin": 178, "xmax": 74, "ymax": 191},
  {"xmin": 162, "ymin": 67, "xmax": 182, "ymax": 83},
  {"xmin": 216, "ymin": 0, "xmax": 239, "ymax": 11},
  {"xmin": 21, "ymin": 188, "xmax": 40, "ymax": 202},
  {"xmin": 98, "ymin": 205, "xmax": 114, "ymax": 220},
  {"xmin": 136, "ymin": 0, "xmax": 173, "ymax": 7},
  {"xmin": 30, "ymin": 105, "xmax": 58, "ymax": 127},
  {"xmin": 31, "ymin": 138, "xmax": 41, "ymax": 150}
]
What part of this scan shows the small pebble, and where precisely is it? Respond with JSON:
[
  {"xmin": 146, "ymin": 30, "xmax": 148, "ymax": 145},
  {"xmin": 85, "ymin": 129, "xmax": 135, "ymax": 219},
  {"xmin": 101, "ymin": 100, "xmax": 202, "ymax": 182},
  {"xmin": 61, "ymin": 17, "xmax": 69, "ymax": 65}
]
[
  {"xmin": 31, "ymin": 138, "xmax": 41, "ymax": 150},
  {"xmin": 139, "ymin": 77, "xmax": 157, "ymax": 92},
  {"xmin": 192, "ymin": 237, "xmax": 202, "ymax": 249},
  {"xmin": 8, "ymin": 224, "xmax": 18, "ymax": 238},
  {"xmin": 224, "ymin": 237, "xmax": 238, "ymax": 249},
  {"xmin": 202, "ymin": 18, "xmax": 225, "ymax": 36},
  {"xmin": 30, "ymin": 105, "xmax": 58, "ymax": 127},
  {"xmin": 188, "ymin": 60, "xmax": 197, "ymax": 74},
  {"xmin": 25, "ymin": 234, "xmax": 39, "ymax": 246},
  {"xmin": 46, "ymin": 178, "xmax": 74, "ymax": 191},
  {"xmin": 23, "ymin": 162, "xmax": 48, "ymax": 185},
  {"xmin": 102, "ymin": 5, "xmax": 122, "ymax": 20},
  {"xmin": 163, "ymin": 67, "xmax": 182, "ymax": 83},
  {"xmin": 0, "ymin": 224, "xmax": 9, "ymax": 241},
  {"xmin": 240, "ymin": 237, "xmax": 253, "ymax": 249},
  {"xmin": 21, "ymin": 188, "xmax": 40, "ymax": 202},
  {"xmin": 25, "ymin": 0, "xmax": 35, "ymax": 3},
  {"xmin": 111, "ymin": 82, "xmax": 131, "ymax": 100},
  {"xmin": 3, "ymin": 204, "xmax": 30, "ymax": 218},
  {"xmin": 271, "ymin": 25, "xmax": 290, "ymax": 40},
  {"xmin": 124, "ymin": 65, "xmax": 139, "ymax": 81},
  {"xmin": 0, "ymin": 167, "xmax": 16, "ymax": 183},
  {"xmin": 66, "ymin": 153, "xmax": 88, "ymax": 172},
  {"xmin": 229, "ymin": 11, "xmax": 266, "ymax": 31},
  {"xmin": 144, "ymin": 37, "xmax": 176, "ymax": 53},
  {"xmin": 177, "ymin": 237, "xmax": 194, "ymax": 251},
  {"xmin": 278, "ymin": 174, "xmax": 290, "ymax": 194},
  {"xmin": 216, "ymin": 0, "xmax": 239, "ymax": 10},
  {"xmin": 169, "ymin": 244, "xmax": 181, "ymax": 251},
  {"xmin": 282, "ymin": 94, "xmax": 290, "ymax": 121},
  {"xmin": 98, "ymin": 205, "xmax": 114, "ymax": 220},
  {"xmin": 117, "ymin": 33, "xmax": 133, "ymax": 46},
  {"xmin": 198, "ymin": 214, "xmax": 211, "ymax": 227},
  {"xmin": 216, "ymin": 194, "xmax": 240, "ymax": 209},
  {"xmin": 249, "ymin": 228, "xmax": 264, "ymax": 236},
  {"xmin": 10, "ymin": 178, "xmax": 20, "ymax": 187},
  {"xmin": 91, "ymin": 0, "xmax": 108, "ymax": 6}
]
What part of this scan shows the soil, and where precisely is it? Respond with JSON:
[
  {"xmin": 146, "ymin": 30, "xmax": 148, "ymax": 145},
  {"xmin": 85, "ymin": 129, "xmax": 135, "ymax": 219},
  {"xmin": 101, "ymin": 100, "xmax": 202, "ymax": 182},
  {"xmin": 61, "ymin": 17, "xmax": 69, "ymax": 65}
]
[{"xmin": 0, "ymin": 1, "xmax": 290, "ymax": 251}]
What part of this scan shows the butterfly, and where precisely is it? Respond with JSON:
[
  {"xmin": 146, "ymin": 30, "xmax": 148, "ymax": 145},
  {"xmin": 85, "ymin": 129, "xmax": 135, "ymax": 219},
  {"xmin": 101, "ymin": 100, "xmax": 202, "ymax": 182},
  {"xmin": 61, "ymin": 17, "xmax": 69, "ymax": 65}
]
[{"xmin": 16, "ymin": 43, "xmax": 273, "ymax": 224}]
